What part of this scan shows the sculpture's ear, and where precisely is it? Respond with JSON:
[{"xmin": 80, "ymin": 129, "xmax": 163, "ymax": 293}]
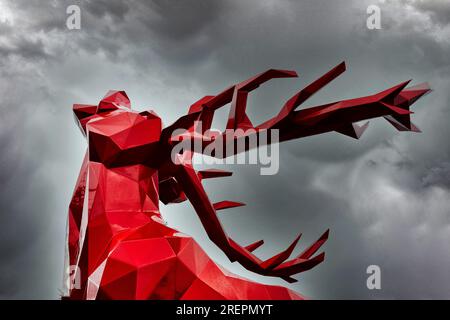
[
  {"xmin": 97, "ymin": 90, "xmax": 131, "ymax": 112},
  {"xmin": 73, "ymin": 91, "xmax": 131, "ymax": 136},
  {"xmin": 73, "ymin": 104, "xmax": 97, "ymax": 136}
]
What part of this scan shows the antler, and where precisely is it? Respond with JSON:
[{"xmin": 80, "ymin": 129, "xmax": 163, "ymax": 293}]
[
  {"xmin": 158, "ymin": 62, "xmax": 431, "ymax": 282},
  {"xmin": 160, "ymin": 61, "xmax": 431, "ymax": 157},
  {"xmin": 172, "ymin": 157, "xmax": 328, "ymax": 283}
]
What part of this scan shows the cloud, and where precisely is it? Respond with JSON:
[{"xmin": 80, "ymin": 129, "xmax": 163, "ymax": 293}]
[
  {"xmin": 312, "ymin": 138, "xmax": 450, "ymax": 298},
  {"xmin": 0, "ymin": 0, "xmax": 449, "ymax": 299},
  {"xmin": 411, "ymin": 0, "xmax": 450, "ymax": 26},
  {"xmin": 422, "ymin": 162, "xmax": 450, "ymax": 189}
]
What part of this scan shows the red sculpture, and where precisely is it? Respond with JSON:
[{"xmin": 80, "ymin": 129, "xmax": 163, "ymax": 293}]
[{"xmin": 64, "ymin": 62, "xmax": 430, "ymax": 299}]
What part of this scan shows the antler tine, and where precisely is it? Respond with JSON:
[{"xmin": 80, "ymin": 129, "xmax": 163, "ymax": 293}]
[
  {"xmin": 230, "ymin": 239, "xmax": 265, "ymax": 262},
  {"xmin": 198, "ymin": 169, "xmax": 233, "ymax": 180},
  {"xmin": 274, "ymin": 252, "xmax": 326, "ymax": 278},
  {"xmin": 260, "ymin": 234, "xmax": 302, "ymax": 270},
  {"xmin": 264, "ymin": 230, "xmax": 329, "ymax": 280},
  {"xmin": 213, "ymin": 201, "xmax": 245, "ymax": 211},
  {"xmin": 245, "ymin": 239, "xmax": 264, "ymax": 252},
  {"xmin": 297, "ymin": 229, "xmax": 329, "ymax": 259},
  {"xmin": 257, "ymin": 62, "xmax": 346, "ymax": 129},
  {"xmin": 226, "ymin": 69, "xmax": 298, "ymax": 131},
  {"xmin": 183, "ymin": 70, "xmax": 298, "ymax": 135}
]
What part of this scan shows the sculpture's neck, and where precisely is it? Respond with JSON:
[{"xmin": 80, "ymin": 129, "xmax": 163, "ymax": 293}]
[{"xmin": 87, "ymin": 161, "xmax": 160, "ymax": 215}]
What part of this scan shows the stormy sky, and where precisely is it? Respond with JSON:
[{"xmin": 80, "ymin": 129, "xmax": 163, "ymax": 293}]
[{"xmin": 0, "ymin": 0, "xmax": 449, "ymax": 299}]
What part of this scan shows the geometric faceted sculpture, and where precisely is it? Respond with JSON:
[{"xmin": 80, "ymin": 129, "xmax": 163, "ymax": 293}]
[{"xmin": 63, "ymin": 62, "xmax": 430, "ymax": 299}]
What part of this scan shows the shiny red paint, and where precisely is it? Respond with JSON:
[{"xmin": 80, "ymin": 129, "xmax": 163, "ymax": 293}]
[{"xmin": 64, "ymin": 62, "xmax": 430, "ymax": 299}]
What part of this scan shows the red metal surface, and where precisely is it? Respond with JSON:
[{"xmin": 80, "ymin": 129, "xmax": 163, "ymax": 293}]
[{"xmin": 65, "ymin": 62, "xmax": 430, "ymax": 299}]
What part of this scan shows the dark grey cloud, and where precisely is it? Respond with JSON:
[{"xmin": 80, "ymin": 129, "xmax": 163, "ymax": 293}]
[
  {"xmin": 422, "ymin": 162, "xmax": 450, "ymax": 189},
  {"xmin": 138, "ymin": 1, "xmax": 223, "ymax": 40},
  {"xmin": 84, "ymin": 0, "xmax": 130, "ymax": 22},
  {"xmin": 0, "ymin": 36, "xmax": 50, "ymax": 60},
  {"xmin": 0, "ymin": 0, "xmax": 450, "ymax": 299},
  {"xmin": 412, "ymin": 0, "xmax": 450, "ymax": 26}
]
